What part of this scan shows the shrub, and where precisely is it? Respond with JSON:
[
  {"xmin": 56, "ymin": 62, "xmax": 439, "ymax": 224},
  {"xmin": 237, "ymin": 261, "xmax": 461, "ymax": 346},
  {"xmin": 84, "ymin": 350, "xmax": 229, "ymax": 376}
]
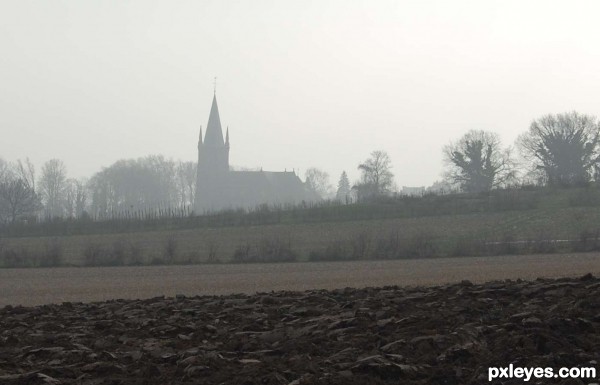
[
  {"xmin": 526, "ymin": 231, "xmax": 559, "ymax": 254},
  {"xmin": 83, "ymin": 242, "xmax": 125, "ymax": 266},
  {"xmin": 83, "ymin": 242, "xmax": 107, "ymax": 266},
  {"xmin": 487, "ymin": 189, "xmax": 540, "ymax": 211},
  {"xmin": 164, "ymin": 235, "xmax": 177, "ymax": 264},
  {"xmin": 309, "ymin": 240, "xmax": 351, "ymax": 262},
  {"xmin": 232, "ymin": 243, "xmax": 252, "ymax": 263},
  {"xmin": 40, "ymin": 238, "xmax": 62, "ymax": 267},
  {"xmin": 568, "ymin": 188, "xmax": 600, "ymax": 207},
  {"xmin": 127, "ymin": 241, "xmax": 144, "ymax": 265},
  {"xmin": 401, "ymin": 232, "xmax": 439, "ymax": 258},
  {"xmin": 1, "ymin": 246, "xmax": 31, "ymax": 268},
  {"xmin": 372, "ymin": 231, "xmax": 402, "ymax": 259},
  {"xmin": 350, "ymin": 231, "xmax": 371, "ymax": 259},
  {"xmin": 574, "ymin": 229, "xmax": 600, "ymax": 252},
  {"xmin": 486, "ymin": 232, "xmax": 520, "ymax": 256},
  {"xmin": 232, "ymin": 237, "xmax": 296, "ymax": 263},
  {"xmin": 112, "ymin": 238, "xmax": 144, "ymax": 265},
  {"xmin": 206, "ymin": 240, "xmax": 220, "ymax": 263},
  {"xmin": 450, "ymin": 236, "xmax": 485, "ymax": 257}
]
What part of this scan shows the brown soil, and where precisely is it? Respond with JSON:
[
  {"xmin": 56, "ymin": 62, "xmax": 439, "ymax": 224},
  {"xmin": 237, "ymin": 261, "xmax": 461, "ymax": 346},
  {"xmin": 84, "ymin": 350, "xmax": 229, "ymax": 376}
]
[
  {"xmin": 1, "ymin": 275, "xmax": 600, "ymax": 384},
  {"xmin": 2, "ymin": 253, "xmax": 600, "ymax": 307}
]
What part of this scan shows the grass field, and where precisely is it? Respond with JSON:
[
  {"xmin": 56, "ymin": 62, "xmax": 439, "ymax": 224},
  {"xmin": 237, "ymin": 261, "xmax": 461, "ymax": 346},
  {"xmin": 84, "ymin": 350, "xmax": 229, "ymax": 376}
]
[
  {"xmin": 3, "ymin": 186, "xmax": 600, "ymax": 267},
  {"xmin": 2, "ymin": 204, "xmax": 600, "ymax": 267},
  {"xmin": 2, "ymin": 252, "xmax": 600, "ymax": 306}
]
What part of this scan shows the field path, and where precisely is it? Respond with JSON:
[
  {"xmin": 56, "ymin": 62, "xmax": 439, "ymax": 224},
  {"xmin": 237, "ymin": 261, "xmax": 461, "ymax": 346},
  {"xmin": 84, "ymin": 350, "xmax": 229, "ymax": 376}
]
[{"xmin": 2, "ymin": 253, "xmax": 600, "ymax": 306}]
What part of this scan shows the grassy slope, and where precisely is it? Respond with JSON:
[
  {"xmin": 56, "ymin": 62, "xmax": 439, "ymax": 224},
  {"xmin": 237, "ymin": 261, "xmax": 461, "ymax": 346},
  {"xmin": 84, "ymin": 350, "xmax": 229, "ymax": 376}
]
[{"xmin": 3, "ymin": 186, "xmax": 600, "ymax": 266}]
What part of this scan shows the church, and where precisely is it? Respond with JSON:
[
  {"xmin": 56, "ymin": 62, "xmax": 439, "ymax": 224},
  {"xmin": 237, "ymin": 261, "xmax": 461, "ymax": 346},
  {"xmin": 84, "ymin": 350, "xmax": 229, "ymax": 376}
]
[{"xmin": 194, "ymin": 94, "xmax": 317, "ymax": 212}]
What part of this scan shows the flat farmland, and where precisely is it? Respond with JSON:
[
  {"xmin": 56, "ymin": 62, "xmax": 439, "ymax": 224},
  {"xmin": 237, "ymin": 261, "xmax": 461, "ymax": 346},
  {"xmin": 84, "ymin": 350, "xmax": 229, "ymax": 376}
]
[
  {"xmin": 2, "ymin": 252, "xmax": 600, "ymax": 306},
  {"xmin": 4, "ymin": 205, "xmax": 600, "ymax": 267}
]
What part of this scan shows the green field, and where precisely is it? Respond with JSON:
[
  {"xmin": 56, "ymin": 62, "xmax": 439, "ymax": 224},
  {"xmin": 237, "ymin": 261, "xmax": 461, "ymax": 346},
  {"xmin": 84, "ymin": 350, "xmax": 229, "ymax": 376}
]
[{"xmin": 2, "ymin": 186, "xmax": 600, "ymax": 267}]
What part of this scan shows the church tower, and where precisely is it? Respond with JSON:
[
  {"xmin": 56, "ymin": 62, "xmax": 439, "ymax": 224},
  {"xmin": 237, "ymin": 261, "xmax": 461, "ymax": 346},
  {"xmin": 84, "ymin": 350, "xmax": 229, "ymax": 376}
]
[{"xmin": 194, "ymin": 94, "xmax": 230, "ymax": 211}]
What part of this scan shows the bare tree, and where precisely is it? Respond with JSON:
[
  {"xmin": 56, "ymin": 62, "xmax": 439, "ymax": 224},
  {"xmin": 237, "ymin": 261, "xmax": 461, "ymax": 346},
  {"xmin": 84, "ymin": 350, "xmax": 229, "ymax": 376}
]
[
  {"xmin": 444, "ymin": 130, "xmax": 515, "ymax": 193},
  {"xmin": 176, "ymin": 161, "xmax": 197, "ymax": 208},
  {"xmin": 14, "ymin": 158, "xmax": 36, "ymax": 192},
  {"xmin": 39, "ymin": 159, "xmax": 68, "ymax": 218},
  {"xmin": 518, "ymin": 112, "xmax": 600, "ymax": 186},
  {"xmin": 0, "ymin": 158, "xmax": 10, "ymax": 183},
  {"xmin": 305, "ymin": 167, "xmax": 332, "ymax": 199},
  {"xmin": 64, "ymin": 178, "xmax": 88, "ymax": 218},
  {"xmin": 0, "ymin": 159, "xmax": 41, "ymax": 223},
  {"xmin": 354, "ymin": 150, "xmax": 394, "ymax": 199},
  {"xmin": 89, "ymin": 155, "xmax": 178, "ymax": 216},
  {"xmin": 0, "ymin": 178, "xmax": 42, "ymax": 223}
]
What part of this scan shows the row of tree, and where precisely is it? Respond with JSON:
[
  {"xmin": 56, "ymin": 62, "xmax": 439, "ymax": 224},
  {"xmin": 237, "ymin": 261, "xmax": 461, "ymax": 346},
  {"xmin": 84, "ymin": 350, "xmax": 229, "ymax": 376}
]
[
  {"xmin": 89, "ymin": 156, "xmax": 196, "ymax": 217},
  {"xmin": 304, "ymin": 150, "xmax": 395, "ymax": 202},
  {"xmin": 309, "ymin": 111, "xmax": 600, "ymax": 201},
  {"xmin": 0, "ymin": 156, "xmax": 198, "ymax": 224},
  {"xmin": 0, "ymin": 148, "xmax": 394, "ymax": 223},
  {"xmin": 1, "ymin": 111, "xmax": 599, "ymax": 223},
  {"xmin": 444, "ymin": 111, "xmax": 600, "ymax": 193}
]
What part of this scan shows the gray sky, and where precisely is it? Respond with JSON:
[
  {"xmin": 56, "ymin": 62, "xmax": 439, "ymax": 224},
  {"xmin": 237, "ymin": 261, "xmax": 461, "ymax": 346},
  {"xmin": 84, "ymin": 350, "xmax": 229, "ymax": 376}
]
[{"xmin": 1, "ymin": 0, "xmax": 600, "ymax": 188}]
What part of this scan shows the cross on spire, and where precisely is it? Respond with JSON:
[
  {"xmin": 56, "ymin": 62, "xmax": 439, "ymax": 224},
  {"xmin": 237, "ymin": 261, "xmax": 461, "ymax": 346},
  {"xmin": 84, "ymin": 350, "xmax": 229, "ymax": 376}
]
[{"xmin": 213, "ymin": 76, "xmax": 217, "ymax": 94}]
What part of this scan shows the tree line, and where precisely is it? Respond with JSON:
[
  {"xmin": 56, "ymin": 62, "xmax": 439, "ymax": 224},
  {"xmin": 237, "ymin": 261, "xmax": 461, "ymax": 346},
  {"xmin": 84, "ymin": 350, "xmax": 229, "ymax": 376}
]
[
  {"xmin": 0, "ymin": 156, "xmax": 197, "ymax": 224},
  {"xmin": 327, "ymin": 111, "xmax": 600, "ymax": 201},
  {"xmin": 443, "ymin": 111, "xmax": 600, "ymax": 193},
  {"xmin": 1, "ymin": 111, "xmax": 599, "ymax": 224}
]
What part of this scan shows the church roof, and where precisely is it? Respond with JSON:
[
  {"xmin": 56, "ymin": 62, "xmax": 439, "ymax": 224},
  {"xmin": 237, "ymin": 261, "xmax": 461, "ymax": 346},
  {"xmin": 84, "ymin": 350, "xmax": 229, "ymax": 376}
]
[
  {"xmin": 204, "ymin": 94, "xmax": 225, "ymax": 146},
  {"xmin": 224, "ymin": 170, "xmax": 319, "ymax": 207},
  {"xmin": 263, "ymin": 172, "xmax": 309, "ymax": 199}
]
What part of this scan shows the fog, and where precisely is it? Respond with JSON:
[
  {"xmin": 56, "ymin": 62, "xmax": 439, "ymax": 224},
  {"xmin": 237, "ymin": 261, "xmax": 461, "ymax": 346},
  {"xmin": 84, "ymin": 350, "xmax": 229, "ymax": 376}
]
[{"xmin": 2, "ymin": 0, "xmax": 600, "ymax": 187}]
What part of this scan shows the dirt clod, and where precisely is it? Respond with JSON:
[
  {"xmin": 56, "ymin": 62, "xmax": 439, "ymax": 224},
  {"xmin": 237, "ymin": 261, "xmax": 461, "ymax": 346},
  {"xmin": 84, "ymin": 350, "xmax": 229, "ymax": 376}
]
[{"xmin": 1, "ymin": 276, "xmax": 600, "ymax": 384}]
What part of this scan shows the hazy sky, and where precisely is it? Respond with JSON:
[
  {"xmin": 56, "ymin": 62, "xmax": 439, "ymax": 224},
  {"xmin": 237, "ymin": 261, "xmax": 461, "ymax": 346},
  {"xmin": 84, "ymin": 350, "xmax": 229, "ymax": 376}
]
[{"xmin": 2, "ymin": 0, "xmax": 600, "ymax": 188}]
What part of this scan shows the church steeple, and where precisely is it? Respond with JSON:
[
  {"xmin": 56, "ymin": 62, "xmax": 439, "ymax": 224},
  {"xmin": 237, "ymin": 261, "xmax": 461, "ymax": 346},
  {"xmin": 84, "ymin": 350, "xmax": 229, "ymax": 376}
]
[
  {"xmin": 204, "ymin": 94, "xmax": 224, "ymax": 146},
  {"xmin": 195, "ymin": 91, "xmax": 230, "ymax": 212},
  {"xmin": 225, "ymin": 126, "xmax": 229, "ymax": 147}
]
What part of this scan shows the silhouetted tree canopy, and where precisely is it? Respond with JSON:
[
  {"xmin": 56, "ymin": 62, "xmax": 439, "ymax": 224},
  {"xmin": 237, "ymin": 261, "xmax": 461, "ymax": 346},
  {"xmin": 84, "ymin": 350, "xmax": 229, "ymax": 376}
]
[
  {"xmin": 39, "ymin": 159, "xmax": 67, "ymax": 218},
  {"xmin": 88, "ymin": 155, "xmax": 179, "ymax": 216},
  {"xmin": 444, "ymin": 130, "xmax": 514, "ymax": 193},
  {"xmin": 63, "ymin": 178, "xmax": 87, "ymax": 218},
  {"xmin": 304, "ymin": 167, "xmax": 332, "ymax": 199},
  {"xmin": 176, "ymin": 161, "xmax": 197, "ymax": 208},
  {"xmin": 0, "ymin": 179, "xmax": 42, "ymax": 223},
  {"xmin": 354, "ymin": 150, "xmax": 394, "ymax": 200},
  {"xmin": 518, "ymin": 112, "xmax": 600, "ymax": 186},
  {"xmin": 0, "ymin": 158, "xmax": 41, "ymax": 223}
]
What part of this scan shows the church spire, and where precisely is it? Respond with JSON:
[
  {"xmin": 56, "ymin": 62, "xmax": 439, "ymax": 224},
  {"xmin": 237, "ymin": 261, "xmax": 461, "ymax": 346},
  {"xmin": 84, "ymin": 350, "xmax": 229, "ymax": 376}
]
[
  {"xmin": 225, "ymin": 126, "xmax": 229, "ymax": 147},
  {"xmin": 204, "ymin": 94, "xmax": 225, "ymax": 146}
]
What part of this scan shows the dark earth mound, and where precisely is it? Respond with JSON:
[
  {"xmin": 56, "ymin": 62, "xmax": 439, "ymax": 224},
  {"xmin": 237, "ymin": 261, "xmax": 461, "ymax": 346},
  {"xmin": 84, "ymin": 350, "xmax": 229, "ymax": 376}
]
[{"xmin": 1, "ymin": 275, "xmax": 600, "ymax": 384}]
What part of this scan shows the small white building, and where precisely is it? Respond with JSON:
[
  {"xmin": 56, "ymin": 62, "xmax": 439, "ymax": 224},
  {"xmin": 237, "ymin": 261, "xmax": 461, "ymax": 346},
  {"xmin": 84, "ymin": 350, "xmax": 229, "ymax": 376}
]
[{"xmin": 401, "ymin": 186, "xmax": 425, "ymax": 196}]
